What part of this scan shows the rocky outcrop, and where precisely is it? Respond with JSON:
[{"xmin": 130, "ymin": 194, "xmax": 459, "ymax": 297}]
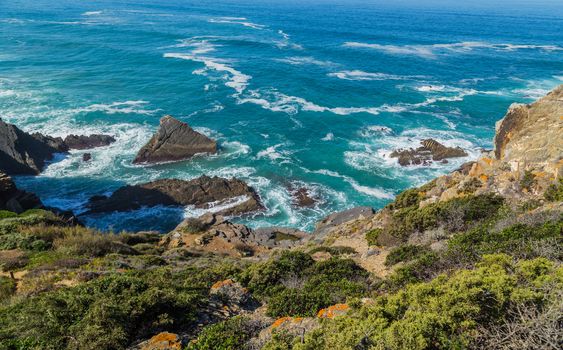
[
  {"xmin": 390, "ymin": 139, "xmax": 468, "ymax": 166},
  {"xmin": 87, "ymin": 176, "xmax": 262, "ymax": 216},
  {"xmin": 289, "ymin": 186, "xmax": 317, "ymax": 207},
  {"xmin": 314, "ymin": 206, "xmax": 375, "ymax": 239},
  {"xmin": 133, "ymin": 116, "xmax": 217, "ymax": 164},
  {"xmin": 0, "ymin": 119, "xmax": 67, "ymax": 175},
  {"xmin": 64, "ymin": 134, "xmax": 116, "ymax": 150},
  {"xmin": 137, "ymin": 332, "xmax": 182, "ymax": 350},
  {"xmin": 494, "ymin": 84, "xmax": 562, "ymax": 165},
  {"xmin": 161, "ymin": 213, "xmax": 306, "ymax": 257},
  {"xmin": 0, "ymin": 171, "xmax": 43, "ymax": 213}
]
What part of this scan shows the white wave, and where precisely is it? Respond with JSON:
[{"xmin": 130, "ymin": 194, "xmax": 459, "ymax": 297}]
[
  {"xmin": 82, "ymin": 11, "xmax": 103, "ymax": 16},
  {"xmin": 0, "ymin": 89, "xmax": 16, "ymax": 97},
  {"xmin": 183, "ymin": 195, "xmax": 251, "ymax": 218},
  {"xmin": 77, "ymin": 100, "xmax": 159, "ymax": 115},
  {"xmin": 188, "ymin": 102, "xmax": 224, "ymax": 117},
  {"xmin": 359, "ymin": 125, "xmax": 394, "ymax": 138},
  {"xmin": 344, "ymin": 42, "xmax": 436, "ymax": 58},
  {"xmin": 208, "ymin": 17, "xmax": 266, "ymax": 30},
  {"xmin": 276, "ymin": 56, "xmax": 335, "ymax": 67},
  {"xmin": 278, "ymin": 30, "xmax": 290, "ymax": 41},
  {"xmin": 275, "ymin": 30, "xmax": 303, "ymax": 50},
  {"xmin": 321, "ymin": 133, "xmax": 334, "ymax": 141},
  {"xmin": 221, "ymin": 140, "xmax": 251, "ymax": 156},
  {"xmin": 328, "ymin": 70, "xmax": 414, "ymax": 81},
  {"xmin": 305, "ymin": 167, "xmax": 393, "ymax": 199},
  {"xmin": 256, "ymin": 143, "xmax": 293, "ymax": 163},
  {"xmin": 164, "ymin": 40, "xmax": 251, "ymax": 95},
  {"xmin": 344, "ymin": 41, "xmax": 563, "ymax": 58},
  {"xmin": 416, "ymin": 85, "xmax": 447, "ymax": 92}
]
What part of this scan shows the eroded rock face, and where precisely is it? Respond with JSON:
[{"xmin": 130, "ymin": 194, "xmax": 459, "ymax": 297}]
[
  {"xmin": 290, "ymin": 186, "xmax": 317, "ymax": 207},
  {"xmin": 87, "ymin": 176, "xmax": 262, "ymax": 216},
  {"xmin": 0, "ymin": 171, "xmax": 43, "ymax": 213},
  {"xmin": 0, "ymin": 119, "xmax": 68, "ymax": 175},
  {"xmin": 64, "ymin": 134, "xmax": 116, "ymax": 150},
  {"xmin": 494, "ymin": 84, "xmax": 563, "ymax": 164},
  {"xmin": 133, "ymin": 116, "xmax": 217, "ymax": 164},
  {"xmin": 390, "ymin": 139, "xmax": 468, "ymax": 166}
]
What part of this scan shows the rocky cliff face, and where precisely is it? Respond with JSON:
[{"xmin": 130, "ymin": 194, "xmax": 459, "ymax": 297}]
[
  {"xmin": 0, "ymin": 119, "xmax": 67, "ymax": 175},
  {"xmin": 0, "ymin": 171, "xmax": 43, "ymax": 213},
  {"xmin": 494, "ymin": 85, "xmax": 562, "ymax": 168}
]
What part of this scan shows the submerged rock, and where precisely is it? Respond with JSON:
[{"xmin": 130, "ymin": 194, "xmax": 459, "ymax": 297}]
[
  {"xmin": 64, "ymin": 134, "xmax": 116, "ymax": 150},
  {"xmin": 390, "ymin": 138, "xmax": 468, "ymax": 166},
  {"xmin": 289, "ymin": 186, "xmax": 317, "ymax": 207},
  {"xmin": 133, "ymin": 116, "xmax": 217, "ymax": 164},
  {"xmin": 87, "ymin": 175, "xmax": 262, "ymax": 216},
  {"xmin": 82, "ymin": 153, "xmax": 92, "ymax": 162},
  {"xmin": 0, "ymin": 119, "xmax": 67, "ymax": 175}
]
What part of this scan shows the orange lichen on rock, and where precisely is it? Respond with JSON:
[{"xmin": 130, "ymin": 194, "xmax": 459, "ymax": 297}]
[
  {"xmin": 210, "ymin": 279, "xmax": 234, "ymax": 290},
  {"xmin": 271, "ymin": 316, "xmax": 293, "ymax": 329},
  {"xmin": 481, "ymin": 157, "xmax": 494, "ymax": 166},
  {"xmin": 140, "ymin": 332, "xmax": 181, "ymax": 350},
  {"xmin": 317, "ymin": 303, "xmax": 350, "ymax": 319},
  {"xmin": 479, "ymin": 174, "xmax": 488, "ymax": 182}
]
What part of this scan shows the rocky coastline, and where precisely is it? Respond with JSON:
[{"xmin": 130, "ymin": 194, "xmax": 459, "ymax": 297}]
[{"xmin": 0, "ymin": 86, "xmax": 561, "ymax": 350}]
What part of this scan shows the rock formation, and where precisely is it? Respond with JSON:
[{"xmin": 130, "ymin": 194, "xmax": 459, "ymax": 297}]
[
  {"xmin": 0, "ymin": 171, "xmax": 43, "ymax": 213},
  {"xmin": 390, "ymin": 138, "xmax": 468, "ymax": 166},
  {"xmin": 133, "ymin": 116, "xmax": 217, "ymax": 164},
  {"xmin": 161, "ymin": 213, "xmax": 306, "ymax": 257},
  {"xmin": 87, "ymin": 175, "xmax": 262, "ymax": 216},
  {"xmin": 494, "ymin": 84, "xmax": 562, "ymax": 165},
  {"xmin": 0, "ymin": 119, "xmax": 67, "ymax": 175},
  {"xmin": 64, "ymin": 134, "xmax": 116, "ymax": 150}
]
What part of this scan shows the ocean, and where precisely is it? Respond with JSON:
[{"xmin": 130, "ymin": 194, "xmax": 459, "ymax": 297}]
[{"xmin": 1, "ymin": 0, "xmax": 562, "ymax": 232}]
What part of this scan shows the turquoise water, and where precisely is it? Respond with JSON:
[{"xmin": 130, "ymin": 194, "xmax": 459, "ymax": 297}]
[{"xmin": 1, "ymin": 0, "xmax": 562, "ymax": 232}]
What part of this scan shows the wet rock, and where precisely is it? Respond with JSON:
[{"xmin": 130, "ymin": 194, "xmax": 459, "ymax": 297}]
[
  {"xmin": 87, "ymin": 175, "xmax": 262, "ymax": 216},
  {"xmin": 0, "ymin": 171, "xmax": 43, "ymax": 213},
  {"xmin": 133, "ymin": 116, "xmax": 217, "ymax": 164},
  {"xmin": 0, "ymin": 118, "xmax": 67, "ymax": 175},
  {"xmin": 64, "ymin": 134, "xmax": 115, "ymax": 150},
  {"xmin": 290, "ymin": 186, "xmax": 316, "ymax": 207},
  {"xmin": 82, "ymin": 153, "xmax": 92, "ymax": 162},
  {"xmin": 390, "ymin": 138, "xmax": 468, "ymax": 166}
]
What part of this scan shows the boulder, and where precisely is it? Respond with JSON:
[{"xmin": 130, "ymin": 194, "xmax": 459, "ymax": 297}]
[
  {"xmin": 82, "ymin": 153, "xmax": 92, "ymax": 162},
  {"xmin": 133, "ymin": 116, "xmax": 217, "ymax": 164},
  {"xmin": 390, "ymin": 138, "xmax": 467, "ymax": 166},
  {"xmin": 289, "ymin": 186, "xmax": 316, "ymax": 207},
  {"xmin": 0, "ymin": 171, "xmax": 43, "ymax": 213},
  {"xmin": 87, "ymin": 175, "xmax": 262, "ymax": 216},
  {"xmin": 0, "ymin": 119, "xmax": 67, "ymax": 175},
  {"xmin": 315, "ymin": 206, "xmax": 375, "ymax": 236},
  {"xmin": 138, "ymin": 332, "xmax": 181, "ymax": 350},
  {"xmin": 64, "ymin": 134, "xmax": 115, "ymax": 150}
]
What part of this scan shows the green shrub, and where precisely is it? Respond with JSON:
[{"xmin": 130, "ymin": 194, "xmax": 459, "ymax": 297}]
[
  {"xmin": 0, "ymin": 210, "xmax": 17, "ymax": 219},
  {"xmin": 365, "ymin": 229, "xmax": 382, "ymax": 246},
  {"xmin": 308, "ymin": 246, "xmax": 357, "ymax": 256},
  {"xmin": 298, "ymin": 254, "xmax": 561, "ymax": 350},
  {"xmin": 385, "ymin": 244, "xmax": 428, "ymax": 267},
  {"xmin": 241, "ymin": 252, "xmax": 369, "ymax": 317},
  {"xmin": 459, "ymin": 177, "xmax": 482, "ymax": 194},
  {"xmin": 520, "ymin": 170, "xmax": 536, "ymax": 191},
  {"xmin": 544, "ymin": 178, "xmax": 563, "ymax": 202},
  {"xmin": 0, "ymin": 276, "xmax": 16, "ymax": 301},
  {"xmin": 187, "ymin": 316, "xmax": 258, "ymax": 350},
  {"xmin": 389, "ymin": 188, "xmax": 422, "ymax": 210}
]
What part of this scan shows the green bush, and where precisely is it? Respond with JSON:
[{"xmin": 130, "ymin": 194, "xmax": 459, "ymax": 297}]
[
  {"xmin": 389, "ymin": 188, "xmax": 422, "ymax": 210},
  {"xmin": 187, "ymin": 316, "xmax": 258, "ymax": 350},
  {"xmin": 544, "ymin": 178, "xmax": 563, "ymax": 202},
  {"xmin": 385, "ymin": 244, "xmax": 428, "ymax": 267},
  {"xmin": 308, "ymin": 246, "xmax": 357, "ymax": 256},
  {"xmin": 0, "ymin": 210, "xmax": 17, "ymax": 220},
  {"xmin": 241, "ymin": 252, "xmax": 369, "ymax": 317},
  {"xmin": 296, "ymin": 254, "xmax": 561, "ymax": 350},
  {"xmin": 365, "ymin": 229, "xmax": 382, "ymax": 246},
  {"xmin": 520, "ymin": 170, "xmax": 536, "ymax": 191},
  {"xmin": 0, "ymin": 276, "xmax": 16, "ymax": 301}
]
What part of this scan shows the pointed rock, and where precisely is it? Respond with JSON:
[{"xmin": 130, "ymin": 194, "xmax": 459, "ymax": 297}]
[{"xmin": 133, "ymin": 116, "xmax": 217, "ymax": 164}]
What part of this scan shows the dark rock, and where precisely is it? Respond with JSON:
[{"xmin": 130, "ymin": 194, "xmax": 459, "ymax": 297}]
[
  {"xmin": 0, "ymin": 171, "xmax": 43, "ymax": 213},
  {"xmin": 87, "ymin": 175, "xmax": 262, "ymax": 216},
  {"xmin": 64, "ymin": 134, "xmax": 115, "ymax": 150},
  {"xmin": 314, "ymin": 206, "xmax": 375, "ymax": 237},
  {"xmin": 133, "ymin": 115, "xmax": 217, "ymax": 164},
  {"xmin": 82, "ymin": 153, "xmax": 92, "ymax": 162},
  {"xmin": 0, "ymin": 119, "xmax": 67, "ymax": 175},
  {"xmin": 390, "ymin": 138, "xmax": 468, "ymax": 167},
  {"xmin": 290, "ymin": 186, "xmax": 316, "ymax": 207}
]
